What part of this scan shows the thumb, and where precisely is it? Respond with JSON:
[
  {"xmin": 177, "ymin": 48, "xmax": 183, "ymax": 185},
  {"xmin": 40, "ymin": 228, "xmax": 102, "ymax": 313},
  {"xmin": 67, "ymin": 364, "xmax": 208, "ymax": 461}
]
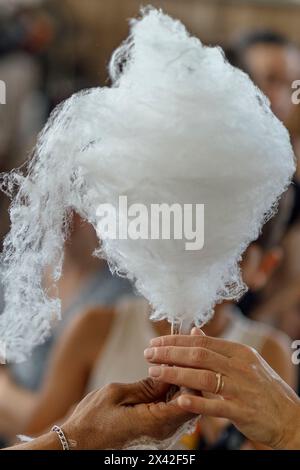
[
  {"xmin": 143, "ymin": 397, "xmax": 196, "ymax": 439},
  {"xmin": 191, "ymin": 327, "xmax": 205, "ymax": 336},
  {"xmin": 117, "ymin": 378, "xmax": 171, "ymax": 405}
]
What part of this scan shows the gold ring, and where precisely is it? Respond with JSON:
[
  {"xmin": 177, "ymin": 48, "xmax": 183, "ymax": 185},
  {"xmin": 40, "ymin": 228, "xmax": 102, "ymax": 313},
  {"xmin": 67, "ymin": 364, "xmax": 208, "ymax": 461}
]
[{"xmin": 214, "ymin": 372, "xmax": 224, "ymax": 395}]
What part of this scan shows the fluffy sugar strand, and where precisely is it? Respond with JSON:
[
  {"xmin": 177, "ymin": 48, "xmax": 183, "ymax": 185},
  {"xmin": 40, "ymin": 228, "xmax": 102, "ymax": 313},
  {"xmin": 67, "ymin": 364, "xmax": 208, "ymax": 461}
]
[{"xmin": 0, "ymin": 7, "xmax": 295, "ymax": 362}]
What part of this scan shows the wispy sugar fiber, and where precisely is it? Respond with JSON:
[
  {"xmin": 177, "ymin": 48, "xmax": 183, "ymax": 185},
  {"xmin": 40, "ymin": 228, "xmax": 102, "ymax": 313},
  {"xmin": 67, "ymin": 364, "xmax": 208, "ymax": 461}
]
[{"xmin": 0, "ymin": 7, "xmax": 295, "ymax": 362}]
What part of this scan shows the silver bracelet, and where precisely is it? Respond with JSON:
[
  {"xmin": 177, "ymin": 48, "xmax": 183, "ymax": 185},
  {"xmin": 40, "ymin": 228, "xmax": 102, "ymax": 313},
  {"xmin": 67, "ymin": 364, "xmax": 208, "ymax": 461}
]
[{"xmin": 51, "ymin": 425, "xmax": 70, "ymax": 450}]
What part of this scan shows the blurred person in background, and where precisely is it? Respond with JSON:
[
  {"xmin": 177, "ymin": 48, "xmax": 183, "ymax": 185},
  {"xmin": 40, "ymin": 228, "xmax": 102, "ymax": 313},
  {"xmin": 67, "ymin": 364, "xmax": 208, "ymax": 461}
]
[
  {"xmin": 0, "ymin": 6, "xmax": 52, "ymax": 445},
  {"xmin": 227, "ymin": 31, "xmax": 300, "ymax": 223},
  {"xmin": 0, "ymin": 0, "xmax": 95, "ymax": 245},
  {"xmin": 227, "ymin": 33, "xmax": 300, "ymax": 317},
  {"xmin": 248, "ymin": 274, "xmax": 300, "ymax": 394},
  {"xmin": 227, "ymin": 31, "xmax": 300, "ymax": 130},
  {"xmin": 227, "ymin": 29, "xmax": 300, "ymax": 400},
  {"xmin": 0, "ymin": 10, "xmax": 47, "ymax": 245}
]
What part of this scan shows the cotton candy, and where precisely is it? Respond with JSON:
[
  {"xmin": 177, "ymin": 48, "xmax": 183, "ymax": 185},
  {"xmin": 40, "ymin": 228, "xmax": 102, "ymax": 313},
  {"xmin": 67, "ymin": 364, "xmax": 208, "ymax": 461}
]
[{"xmin": 0, "ymin": 7, "xmax": 295, "ymax": 362}]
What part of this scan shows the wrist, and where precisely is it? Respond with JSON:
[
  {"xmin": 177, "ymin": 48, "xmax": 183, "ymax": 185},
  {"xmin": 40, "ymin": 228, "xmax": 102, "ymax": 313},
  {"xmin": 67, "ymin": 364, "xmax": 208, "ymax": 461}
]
[
  {"xmin": 62, "ymin": 420, "xmax": 103, "ymax": 450},
  {"xmin": 10, "ymin": 432, "xmax": 61, "ymax": 450},
  {"xmin": 274, "ymin": 400, "xmax": 300, "ymax": 450},
  {"xmin": 37, "ymin": 432, "xmax": 62, "ymax": 450},
  {"xmin": 60, "ymin": 423, "xmax": 81, "ymax": 450}
]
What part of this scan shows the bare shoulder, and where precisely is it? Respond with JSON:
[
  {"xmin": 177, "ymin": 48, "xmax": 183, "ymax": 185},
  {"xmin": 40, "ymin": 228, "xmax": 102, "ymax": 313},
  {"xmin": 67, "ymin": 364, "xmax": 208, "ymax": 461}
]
[
  {"xmin": 261, "ymin": 327, "xmax": 295, "ymax": 388},
  {"xmin": 262, "ymin": 328, "xmax": 291, "ymax": 358},
  {"xmin": 68, "ymin": 306, "xmax": 115, "ymax": 344},
  {"xmin": 56, "ymin": 305, "xmax": 116, "ymax": 364}
]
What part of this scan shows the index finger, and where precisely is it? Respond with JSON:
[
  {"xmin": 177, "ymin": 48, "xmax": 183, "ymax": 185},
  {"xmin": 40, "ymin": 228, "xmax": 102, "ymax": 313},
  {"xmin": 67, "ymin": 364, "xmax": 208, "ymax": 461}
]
[{"xmin": 150, "ymin": 335, "xmax": 246, "ymax": 358}]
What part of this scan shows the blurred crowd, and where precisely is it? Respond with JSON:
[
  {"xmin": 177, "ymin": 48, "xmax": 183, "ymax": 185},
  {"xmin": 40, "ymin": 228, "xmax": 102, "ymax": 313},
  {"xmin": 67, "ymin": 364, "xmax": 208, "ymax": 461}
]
[{"xmin": 0, "ymin": 0, "xmax": 300, "ymax": 451}]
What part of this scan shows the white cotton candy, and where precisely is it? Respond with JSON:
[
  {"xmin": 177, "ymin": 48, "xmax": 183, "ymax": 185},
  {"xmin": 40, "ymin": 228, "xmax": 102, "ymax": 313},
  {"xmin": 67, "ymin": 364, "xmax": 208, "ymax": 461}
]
[
  {"xmin": 0, "ymin": 7, "xmax": 295, "ymax": 362},
  {"xmin": 124, "ymin": 417, "xmax": 198, "ymax": 450}
]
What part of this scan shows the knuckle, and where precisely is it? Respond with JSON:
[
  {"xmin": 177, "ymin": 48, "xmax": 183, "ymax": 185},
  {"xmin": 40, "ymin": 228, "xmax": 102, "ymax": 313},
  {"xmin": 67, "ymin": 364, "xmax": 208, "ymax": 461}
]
[
  {"xmin": 243, "ymin": 345, "xmax": 258, "ymax": 360},
  {"xmin": 227, "ymin": 358, "xmax": 242, "ymax": 378},
  {"xmin": 159, "ymin": 365, "xmax": 171, "ymax": 380},
  {"xmin": 228, "ymin": 356, "xmax": 236, "ymax": 369},
  {"xmin": 103, "ymin": 382, "xmax": 121, "ymax": 396},
  {"xmin": 171, "ymin": 366, "xmax": 183, "ymax": 383},
  {"xmin": 235, "ymin": 359, "xmax": 251, "ymax": 375},
  {"xmin": 229, "ymin": 356, "xmax": 244, "ymax": 373},
  {"xmin": 163, "ymin": 346, "xmax": 172, "ymax": 362},
  {"xmin": 194, "ymin": 347, "xmax": 209, "ymax": 364},
  {"xmin": 236, "ymin": 357, "xmax": 256, "ymax": 377},
  {"xmin": 173, "ymin": 336, "xmax": 182, "ymax": 347},
  {"xmin": 190, "ymin": 347, "xmax": 202, "ymax": 364},
  {"xmin": 244, "ymin": 347, "xmax": 259, "ymax": 367},
  {"xmin": 250, "ymin": 347, "xmax": 260, "ymax": 362},
  {"xmin": 196, "ymin": 336, "xmax": 209, "ymax": 349},
  {"xmin": 202, "ymin": 371, "xmax": 215, "ymax": 391}
]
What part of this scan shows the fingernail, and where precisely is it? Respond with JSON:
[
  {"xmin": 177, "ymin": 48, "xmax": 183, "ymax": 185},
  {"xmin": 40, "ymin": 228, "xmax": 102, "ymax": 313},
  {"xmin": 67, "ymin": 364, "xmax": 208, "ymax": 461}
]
[
  {"xmin": 178, "ymin": 396, "xmax": 192, "ymax": 407},
  {"xmin": 149, "ymin": 366, "xmax": 162, "ymax": 378},
  {"xmin": 150, "ymin": 337, "xmax": 161, "ymax": 346},
  {"xmin": 191, "ymin": 327, "xmax": 205, "ymax": 336},
  {"xmin": 144, "ymin": 348, "xmax": 155, "ymax": 360}
]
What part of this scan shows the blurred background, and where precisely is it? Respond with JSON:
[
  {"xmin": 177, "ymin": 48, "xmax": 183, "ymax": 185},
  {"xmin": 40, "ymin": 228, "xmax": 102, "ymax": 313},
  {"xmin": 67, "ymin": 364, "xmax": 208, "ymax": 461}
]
[{"xmin": 0, "ymin": 0, "xmax": 300, "ymax": 451}]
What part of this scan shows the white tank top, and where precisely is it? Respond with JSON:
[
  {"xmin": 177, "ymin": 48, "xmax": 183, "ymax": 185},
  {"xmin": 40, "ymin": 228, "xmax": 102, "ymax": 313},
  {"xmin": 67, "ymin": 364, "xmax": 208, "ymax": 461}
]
[
  {"xmin": 220, "ymin": 306, "xmax": 272, "ymax": 351},
  {"xmin": 86, "ymin": 297, "xmax": 156, "ymax": 392},
  {"xmin": 86, "ymin": 298, "xmax": 271, "ymax": 393}
]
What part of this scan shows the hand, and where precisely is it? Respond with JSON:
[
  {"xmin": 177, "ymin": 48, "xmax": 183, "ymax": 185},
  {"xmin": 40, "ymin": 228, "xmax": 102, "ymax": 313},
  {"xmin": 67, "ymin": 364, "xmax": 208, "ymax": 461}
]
[
  {"xmin": 144, "ymin": 333, "xmax": 300, "ymax": 449},
  {"xmin": 62, "ymin": 378, "xmax": 192, "ymax": 449}
]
